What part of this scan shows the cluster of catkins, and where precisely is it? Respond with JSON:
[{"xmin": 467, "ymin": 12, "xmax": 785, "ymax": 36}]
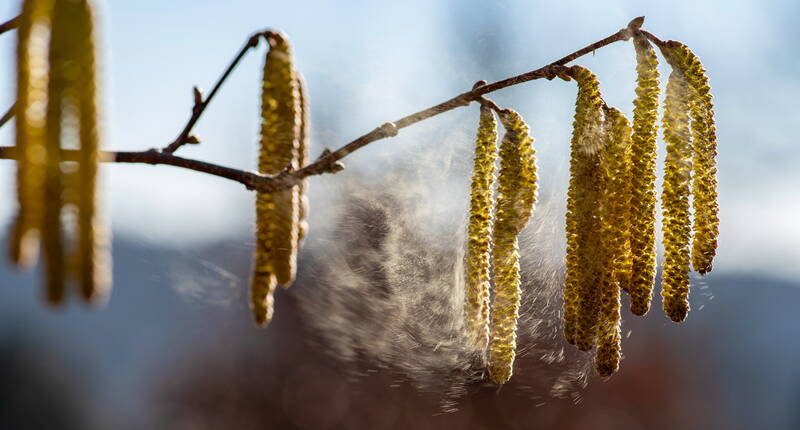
[
  {"xmin": 250, "ymin": 32, "xmax": 310, "ymax": 327},
  {"xmin": 11, "ymin": 0, "xmax": 110, "ymax": 305},
  {"xmin": 464, "ymin": 34, "xmax": 719, "ymax": 381},
  {"xmin": 464, "ymin": 103, "xmax": 539, "ymax": 384}
]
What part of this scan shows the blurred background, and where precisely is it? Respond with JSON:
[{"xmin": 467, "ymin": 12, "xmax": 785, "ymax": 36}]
[{"xmin": 1, "ymin": 1, "xmax": 799, "ymax": 429}]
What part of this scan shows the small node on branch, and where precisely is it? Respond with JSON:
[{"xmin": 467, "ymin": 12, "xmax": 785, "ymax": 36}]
[
  {"xmin": 472, "ymin": 80, "xmax": 488, "ymax": 90},
  {"xmin": 628, "ymin": 16, "xmax": 645, "ymax": 31},
  {"xmin": 185, "ymin": 135, "xmax": 200, "ymax": 144},
  {"xmin": 623, "ymin": 16, "xmax": 646, "ymax": 41},
  {"xmin": 192, "ymin": 86, "xmax": 203, "ymax": 107},
  {"xmin": 377, "ymin": 122, "xmax": 398, "ymax": 138},
  {"xmin": 246, "ymin": 32, "xmax": 263, "ymax": 49},
  {"xmin": 330, "ymin": 161, "xmax": 345, "ymax": 173},
  {"xmin": 312, "ymin": 148, "xmax": 347, "ymax": 175}
]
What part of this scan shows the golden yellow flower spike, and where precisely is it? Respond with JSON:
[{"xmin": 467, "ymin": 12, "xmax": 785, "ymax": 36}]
[
  {"xmin": 251, "ymin": 31, "xmax": 301, "ymax": 326},
  {"xmin": 594, "ymin": 106, "xmax": 633, "ymax": 377},
  {"xmin": 564, "ymin": 65, "xmax": 604, "ymax": 351},
  {"xmin": 263, "ymin": 32, "xmax": 300, "ymax": 288},
  {"xmin": 661, "ymin": 69, "xmax": 693, "ymax": 323},
  {"xmin": 464, "ymin": 103, "xmax": 498, "ymax": 351},
  {"xmin": 251, "ymin": 240, "xmax": 278, "ymax": 327},
  {"xmin": 488, "ymin": 109, "xmax": 537, "ymax": 384},
  {"xmin": 72, "ymin": 0, "xmax": 111, "ymax": 303},
  {"xmin": 628, "ymin": 35, "xmax": 660, "ymax": 316},
  {"xmin": 296, "ymin": 72, "xmax": 310, "ymax": 247},
  {"xmin": 41, "ymin": 0, "xmax": 79, "ymax": 304},
  {"xmin": 666, "ymin": 41, "xmax": 719, "ymax": 275},
  {"xmin": 11, "ymin": 0, "xmax": 54, "ymax": 267}
]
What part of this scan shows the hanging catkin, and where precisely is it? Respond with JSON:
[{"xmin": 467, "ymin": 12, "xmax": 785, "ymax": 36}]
[
  {"xmin": 73, "ymin": 0, "xmax": 110, "ymax": 303},
  {"xmin": 564, "ymin": 65, "xmax": 604, "ymax": 351},
  {"xmin": 488, "ymin": 109, "xmax": 537, "ymax": 384},
  {"xmin": 11, "ymin": 0, "xmax": 54, "ymax": 267},
  {"xmin": 251, "ymin": 32, "xmax": 301, "ymax": 326},
  {"xmin": 628, "ymin": 35, "xmax": 660, "ymax": 316},
  {"xmin": 464, "ymin": 103, "xmax": 497, "ymax": 351},
  {"xmin": 594, "ymin": 106, "xmax": 632, "ymax": 377},
  {"xmin": 667, "ymin": 41, "xmax": 719, "ymax": 275},
  {"xmin": 41, "ymin": 0, "xmax": 78, "ymax": 304},
  {"xmin": 296, "ymin": 73, "xmax": 310, "ymax": 246},
  {"xmin": 661, "ymin": 69, "xmax": 693, "ymax": 323},
  {"xmin": 265, "ymin": 33, "xmax": 300, "ymax": 288}
]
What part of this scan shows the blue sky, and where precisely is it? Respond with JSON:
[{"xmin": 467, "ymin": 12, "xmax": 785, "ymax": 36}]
[{"xmin": 1, "ymin": 0, "xmax": 799, "ymax": 281}]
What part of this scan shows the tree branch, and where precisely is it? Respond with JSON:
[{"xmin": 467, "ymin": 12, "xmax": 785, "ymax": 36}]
[
  {"xmin": 0, "ymin": 104, "xmax": 14, "ymax": 128},
  {"xmin": 0, "ymin": 15, "xmax": 19, "ymax": 36},
  {"xmin": 0, "ymin": 17, "xmax": 653, "ymax": 194},
  {"xmin": 163, "ymin": 30, "xmax": 267, "ymax": 154}
]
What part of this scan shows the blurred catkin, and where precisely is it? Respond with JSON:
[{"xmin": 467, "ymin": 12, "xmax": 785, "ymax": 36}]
[
  {"xmin": 73, "ymin": 0, "xmax": 111, "ymax": 303},
  {"xmin": 667, "ymin": 41, "xmax": 719, "ymax": 275},
  {"xmin": 251, "ymin": 32, "xmax": 301, "ymax": 326},
  {"xmin": 628, "ymin": 36, "xmax": 660, "ymax": 316},
  {"xmin": 464, "ymin": 103, "xmax": 497, "ymax": 351},
  {"xmin": 41, "ymin": 0, "xmax": 75, "ymax": 304},
  {"xmin": 296, "ymin": 73, "xmax": 311, "ymax": 246},
  {"xmin": 11, "ymin": 0, "xmax": 53, "ymax": 267},
  {"xmin": 564, "ymin": 66, "xmax": 604, "ymax": 351},
  {"xmin": 488, "ymin": 109, "xmax": 537, "ymax": 384},
  {"xmin": 594, "ymin": 107, "xmax": 632, "ymax": 377},
  {"xmin": 661, "ymin": 69, "xmax": 693, "ymax": 323}
]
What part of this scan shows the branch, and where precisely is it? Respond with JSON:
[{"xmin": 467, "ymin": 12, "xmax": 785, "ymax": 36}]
[
  {"xmin": 0, "ymin": 15, "xmax": 19, "ymax": 36},
  {"xmin": 0, "ymin": 104, "xmax": 14, "ymax": 128},
  {"xmin": 0, "ymin": 17, "xmax": 652, "ymax": 193},
  {"xmin": 163, "ymin": 31, "xmax": 266, "ymax": 154}
]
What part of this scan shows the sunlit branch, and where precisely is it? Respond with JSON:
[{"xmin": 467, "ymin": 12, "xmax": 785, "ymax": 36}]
[
  {"xmin": 0, "ymin": 104, "xmax": 14, "ymax": 128},
  {"xmin": 0, "ymin": 17, "xmax": 651, "ymax": 194},
  {"xmin": 163, "ymin": 30, "xmax": 268, "ymax": 154},
  {"xmin": 0, "ymin": 15, "xmax": 19, "ymax": 36}
]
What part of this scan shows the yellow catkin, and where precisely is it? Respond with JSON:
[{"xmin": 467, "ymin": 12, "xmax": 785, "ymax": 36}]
[
  {"xmin": 488, "ymin": 109, "xmax": 537, "ymax": 384},
  {"xmin": 72, "ymin": 0, "xmax": 110, "ymax": 303},
  {"xmin": 11, "ymin": 0, "xmax": 54, "ymax": 267},
  {"xmin": 628, "ymin": 35, "xmax": 660, "ymax": 316},
  {"xmin": 594, "ymin": 107, "xmax": 632, "ymax": 377},
  {"xmin": 667, "ymin": 41, "xmax": 719, "ymax": 275},
  {"xmin": 661, "ymin": 69, "xmax": 693, "ymax": 323},
  {"xmin": 41, "ymin": 0, "xmax": 78, "ymax": 304},
  {"xmin": 564, "ymin": 65, "xmax": 604, "ymax": 351},
  {"xmin": 464, "ymin": 103, "xmax": 498, "ymax": 352},
  {"xmin": 251, "ymin": 32, "xmax": 301, "ymax": 326},
  {"xmin": 296, "ymin": 72, "xmax": 310, "ymax": 246},
  {"xmin": 264, "ymin": 33, "xmax": 300, "ymax": 288}
]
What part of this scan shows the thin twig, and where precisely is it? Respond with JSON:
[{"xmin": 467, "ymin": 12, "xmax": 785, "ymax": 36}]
[
  {"xmin": 0, "ymin": 15, "xmax": 19, "ymax": 36},
  {"xmin": 639, "ymin": 29, "xmax": 667, "ymax": 48},
  {"xmin": 0, "ymin": 104, "xmax": 15, "ymax": 128},
  {"xmin": 0, "ymin": 17, "xmax": 655, "ymax": 194},
  {"xmin": 163, "ymin": 31, "xmax": 266, "ymax": 154}
]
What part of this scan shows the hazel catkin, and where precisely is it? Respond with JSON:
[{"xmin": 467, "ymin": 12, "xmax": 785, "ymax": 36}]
[
  {"xmin": 72, "ymin": 0, "xmax": 111, "ymax": 303},
  {"xmin": 488, "ymin": 109, "xmax": 537, "ymax": 384},
  {"xmin": 667, "ymin": 41, "xmax": 719, "ymax": 275},
  {"xmin": 464, "ymin": 103, "xmax": 498, "ymax": 351},
  {"xmin": 11, "ymin": 0, "xmax": 54, "ymax": 267},
  {"xmin": 628, "ymin": 35, "xmax": 660, "ymax": 316},
  {"xmin": 594, "ymin": 106, "xmax": 633, "ymax": 377},
  {"xmin": 564, "ymin": 65, "xmax": 605, "ymax": 351},
  {"xmin": 660, "ymin": 69, "xmax": 693, "ymax": 323},
  {"xmin": 251, "ymin": 31, "xmax": 302, "ymax": 326},
  {"xmin": 296, "ymin": 72, "xmax": 311, "ymax": 247},
  {"xmin": 41, "ymin": 0, "xmax": 79, "ymax": 304}
]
